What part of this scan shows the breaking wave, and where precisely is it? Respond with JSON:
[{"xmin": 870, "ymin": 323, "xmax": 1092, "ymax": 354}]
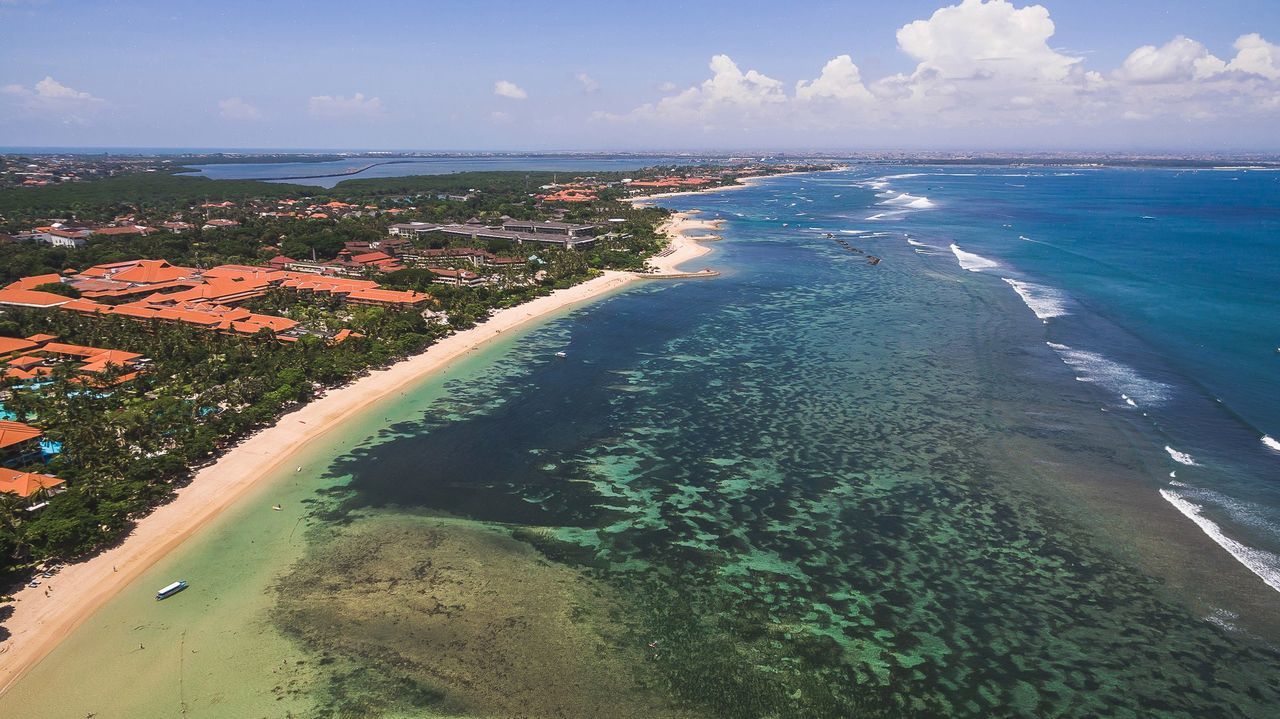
[
  {"xmin": 1159, "ymin": 488, "xmax": 1280, "ymax": 593},
  {"xmin": 881, "ymin": 192, "xmax": 936, "ymax": 209},
  {"xmin": 1044, "ymin": 342, "xmax": 1172, "ymax": 405},
  {"xmin": 1001, "ymin": 278, "xmax": 1069, "ymax": 321},
  {"xmin": 1262, "ymin": 435, "xmax": 1280, "ymax": 453},
  {"xmin": 1165, "ymin": 446, "xmax": 1200, "ymax": 466},
  {"xmin": 949, "ymin": 244, "xmax": 999, "ymax": 272}
]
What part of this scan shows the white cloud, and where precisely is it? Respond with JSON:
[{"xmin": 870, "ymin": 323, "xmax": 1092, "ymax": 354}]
[
  {"xmin": 218, "ymin": 97, "xmax": 262, "ymax": 120},
  {"xmin": 494, "ymin": 80, "xmax": 527, "ymax": 100},
  {"xmin": 1226, "ymin": 33, "xmax": 1280, "ymax": 80},
  {"xmin": 2, "ymin": 75, "xmax": 103, "ymax": 123},
  {"xmin": 894, "ymin": 0, "xmax": 1081, "ymax": 82},
  {"xmin": 657, "ymin": 81, "xmax": 678, "ymax": 93},
  {"xmin": 576, "ymin": 72, "xmax": 600, "ymax": 93},
  {"xmin": 33, "ymin": 76, "xmax": 95, "ymax": 100},
  {"xmin": 795, "ymin": 55, "xmax": 874, "ymax": 103},
  {"xmin": 1119, "ymin": 36, "xmax": 1226, "ymax": 83},
  {"xmin": 596, "ymin": 1, "xmax": 1280, "ymax": 137},
  {"xmin": 610, "ymin": 55, "xmax": 786, "ymax": 127},
  {"xmin": 307, "ymin": 92, "xmax": 384, "ymax": 119}
]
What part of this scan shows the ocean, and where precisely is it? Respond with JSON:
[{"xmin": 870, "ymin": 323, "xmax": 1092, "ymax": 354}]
[{"xmin": 2, "ymin": 167, "xmax": 1278, "ymax": 718}]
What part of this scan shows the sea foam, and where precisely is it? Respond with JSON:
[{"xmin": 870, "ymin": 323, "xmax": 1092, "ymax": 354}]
[
  {"xmin": 950, "ymin": 244, "xmax": 999, "ymax": 272},
  {"xmin": 1165, "ymin": 446, "xmax": 1200, "ymax": 466},
  {"xmin": 1262, "ymin": 435, "xmax": 1280, "ymax": 453},
  {"xmin": 1001, "ymin": 278, "xmax": 1069, "ymax": 320},
  {"xmin": 882, "ymin": 192, "xmax": 935, "ymax": 209},
  {"xmin": 1045, "ymin": 342, "xmax": 1172, "ymax": 405},
  {"xmin": 1159, "ymin": 488, "xmax": 1280, "ymax": 593}
]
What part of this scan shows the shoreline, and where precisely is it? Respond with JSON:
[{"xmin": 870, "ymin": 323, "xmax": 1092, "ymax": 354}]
[
  {"xmin": 0, "ymin": 168, "xmax": 764, "ymax": 693},
  {"xmin": 629, "ymin": 167, "xmax": 845, "ymax": 204},
  {"xmin": 0, "ymin": 270, "xmax": 639, "ymax": 694},
  {"xmin": 644, "ymin": 211, "xmax": 722, "ymax": 276}
]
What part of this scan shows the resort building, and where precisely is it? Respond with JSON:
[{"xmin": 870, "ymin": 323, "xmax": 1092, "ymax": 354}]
[
  {"xmin": 499, "ymin": 220, "xmax": 599, "ymax": 239},
  {"xmin": 0, "ymin": 467, "xmax": 65, "ymax": 505},
  {"xmin": 426, "ymin": 267, "xmax": 485, "ymax": 287},
  {"xmin": 387, "ymin": 222, "xmax": 438, "ymax": 238},
  {"xmin": 392, "ymin": 222, "xmax": 599, "ymax": 248},
  {"xmin": 540, "ymin": 188, "xmax": 598, "ymax": 203},
  {"xmin": 2, "ymin": 335, "xmax": 146, "ymax": 386},
  {"xmin": 32, "ymin": 224, "xmax": 92, "ymax": 248},
  {"xmin": 92, "ymin": 225, "xmax": 154, "ymax": 238},
  {"xmin": 0, "ymin": 420, "xmax": 45, "ymax": 468},
  {"xmin": 3, "ymin": 257, "xmax": 433, "ymax": 341},
  {"xmin": 0, "ymin": 288, "xmax": 75, "ymax": 309}
]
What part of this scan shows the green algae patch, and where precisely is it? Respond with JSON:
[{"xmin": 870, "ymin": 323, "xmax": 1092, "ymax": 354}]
[{"xmin": 272, "ymin": 515, "xmax": 695, "ymax": 719}]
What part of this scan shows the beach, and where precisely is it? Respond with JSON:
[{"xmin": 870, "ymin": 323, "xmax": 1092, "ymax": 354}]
[
  {"xmin": 0, "ymin": 269, "xmax": 645, "ymax": 694},
  {"xmin": 0, "ymin": 176, "xmax": 775, "ymax": 698},
  {"xmin": 0, "ymin": 196, "xmax": 736, "ymax": 694},
  {"xmin": 645, "ymin": 211, "xmax": 722, "ymax": 276}
]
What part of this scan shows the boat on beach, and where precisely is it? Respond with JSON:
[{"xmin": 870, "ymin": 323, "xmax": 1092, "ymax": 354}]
[{"xmin": 155, "ymin": 580, "xmax": 188, "ymax": 600}]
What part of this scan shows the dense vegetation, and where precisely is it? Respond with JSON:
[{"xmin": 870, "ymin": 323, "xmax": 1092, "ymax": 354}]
[
  {"xmin": 0, "ymin": 305, "xmax": 445, "ymax": 576},
  {"xmin": 0, "ymin": 171, "xmax": 313, "ymax": 218},
  {"xmin": 0, "ymin": 168, "xmax": 671, "ymax": 594}
]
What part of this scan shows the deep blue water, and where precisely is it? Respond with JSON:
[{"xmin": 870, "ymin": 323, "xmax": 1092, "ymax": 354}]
[
  {"xmin": 294, "ymin": 167, "xmax": 1280, "ymax": 716},
  {"xmin": 836, "ymin": 167, "xmax": 1280, "ymax": 586}
]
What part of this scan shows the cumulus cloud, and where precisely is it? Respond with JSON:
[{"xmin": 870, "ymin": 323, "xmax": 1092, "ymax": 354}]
[
  {"xmin": 1225, "ymin": 33, "xmax": 1280, "ymax": 80},
  {"xmin": 2, "ymin": 75, "xmax": 103, "ymax": 123},
  {"xmin": 604, "ymin": 55, "xmax": 786, "ymax": 127},
  {"xmin": 596, "ymin": 0, "xmax": 1280, "ymax": 136},
  {"xmin": 795, "ymin": 55, "xmax": 874, "ymax": 103},
  {"xmin": 1119, "ymin": 36, "xmax": 1225, "ymax": 83},
  {"xmin": 307, "ymin": 92, "xmax": 384, "ymax": 118},
  {"xmin": 494, "ymin": 80, "xmax": 527, "ymax": 100},
  {"xmin": 218, "ymin": 97, "xmax": 262, "ymax": 120},
  {"xmin": 576, "ymin": 72, "xmax": 600, "ymax": 93},
  {"xmin": 895, "ymin": 0, "xmax": 1081, "ymax": 82}
]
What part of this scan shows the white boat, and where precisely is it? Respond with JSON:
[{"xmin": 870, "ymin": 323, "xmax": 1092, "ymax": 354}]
[
  {"xmin": 156, "ymin": 580, "xmax": 188, "ymax": 600},
  {"xmin": 554, "ymin": 351, "xmax": 567, "ymax": 358}
]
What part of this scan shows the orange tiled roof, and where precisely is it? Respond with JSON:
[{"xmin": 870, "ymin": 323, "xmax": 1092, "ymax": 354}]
[
  {"xmin": 108, "ymin": 259, "xmax": 196, "ymax": 285},
  {"xmin": 93, "ymin": 225, "xmax": 150, "ymax": 236},
  {"xmin": 0, "ymin": 467, "xmax": 65, "ymax": 499},
  {"xmin": 0, "ymin": 337, "xmax": 39, "ymax": 355},
  {"xmin": 346, "ymin": 288, "xmax": 431, "ymax": 306},
  {"xmin": 0, "ymin": 289, "xmax": 74, "ymax": 308},
  {"xmin": 0, "ymin": 420, "xmax": 42, "ymax": 450},
  {"xmin": 5, "ymin": 274, "xmax": 64, "ymax": 291}
]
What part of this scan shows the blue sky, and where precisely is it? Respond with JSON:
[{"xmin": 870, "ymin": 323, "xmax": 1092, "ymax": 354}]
[{"xmin": 2, "ymin": 0, "xmax": 1279, "ymax": 150}]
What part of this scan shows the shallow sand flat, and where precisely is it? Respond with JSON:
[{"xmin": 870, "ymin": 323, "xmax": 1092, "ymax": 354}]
[{"xmin": 273, "ymin": 515, "xmax": 695, "ymax": 718}]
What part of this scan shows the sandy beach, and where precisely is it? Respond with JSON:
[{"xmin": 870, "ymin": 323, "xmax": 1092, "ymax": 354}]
[
  {"xmin": 630, "ymin": 169, "xmax": 839, "ymax": 204},
  {"xmin": 645, "ymin": 211, "xmax": 723, "ymax": 276},
  {"xmin": 0, "ymin": 181, "xmax": 745, "ymax": 694},
  {"xmin": 0, "ymin": 269, "xmax": 641, "ymax": 694}
]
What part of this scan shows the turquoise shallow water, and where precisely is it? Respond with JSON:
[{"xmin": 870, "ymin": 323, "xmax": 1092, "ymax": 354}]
[
  {"xmin": 309, "ymin": 170, "xmax": 1280, "ymax": 716},
  {"xmin": 8, "ymin": 168, "xmax": 1279, "ymax": 718}
]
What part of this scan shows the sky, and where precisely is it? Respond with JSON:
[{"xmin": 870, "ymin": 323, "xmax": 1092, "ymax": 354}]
[{"xmin": 2, "ymin": 0, "xmax": 1279, "ymax": 152}]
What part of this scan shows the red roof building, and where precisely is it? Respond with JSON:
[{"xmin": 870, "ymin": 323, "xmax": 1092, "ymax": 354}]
[{"xmin": 0, "ymin": 467, "xmax": 65, "ymax": 500}]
